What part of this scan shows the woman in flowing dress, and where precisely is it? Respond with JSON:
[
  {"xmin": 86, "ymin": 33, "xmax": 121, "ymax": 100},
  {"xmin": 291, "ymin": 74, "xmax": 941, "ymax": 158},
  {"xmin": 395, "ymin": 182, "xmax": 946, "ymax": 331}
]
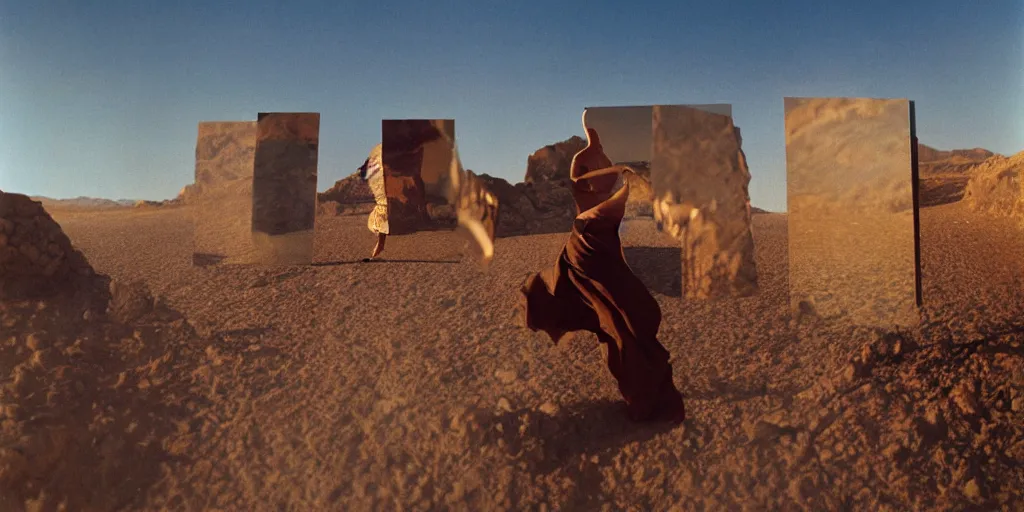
[{"xmin": 519, "ymin": 110, "xmax": 686, "ymax": 423}]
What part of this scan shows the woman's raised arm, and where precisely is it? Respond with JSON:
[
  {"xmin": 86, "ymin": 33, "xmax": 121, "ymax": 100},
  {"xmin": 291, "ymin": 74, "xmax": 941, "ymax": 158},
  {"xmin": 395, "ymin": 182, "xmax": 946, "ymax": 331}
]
[{"xmin": 571, "ymin": 164, "xmax": 635, "ymax": 183}]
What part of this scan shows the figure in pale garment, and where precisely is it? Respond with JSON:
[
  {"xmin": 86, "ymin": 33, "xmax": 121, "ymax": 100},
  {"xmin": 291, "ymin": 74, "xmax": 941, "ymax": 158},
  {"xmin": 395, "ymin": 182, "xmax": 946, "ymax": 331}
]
[{"xmin": 358, "ymin": 144, "xmax": 388, "ymax": 261}]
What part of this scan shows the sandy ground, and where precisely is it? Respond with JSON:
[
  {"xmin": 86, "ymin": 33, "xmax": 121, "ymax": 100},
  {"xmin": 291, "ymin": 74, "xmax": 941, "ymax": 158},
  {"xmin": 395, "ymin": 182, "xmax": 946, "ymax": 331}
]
[{"xmin": 4, "ymin": 200, "xmax": 1024, "ymax": 511}]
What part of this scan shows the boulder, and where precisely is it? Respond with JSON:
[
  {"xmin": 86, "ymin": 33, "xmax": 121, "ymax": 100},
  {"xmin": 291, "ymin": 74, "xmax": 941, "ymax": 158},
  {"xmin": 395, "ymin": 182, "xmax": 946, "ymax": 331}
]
[
  {"xmin": 524, "ymin": 136, "xmax": 587, "ymax": 184},
  {"xmin": 0, "ymin": 191, "xmax": 110, "ymax": 306}
]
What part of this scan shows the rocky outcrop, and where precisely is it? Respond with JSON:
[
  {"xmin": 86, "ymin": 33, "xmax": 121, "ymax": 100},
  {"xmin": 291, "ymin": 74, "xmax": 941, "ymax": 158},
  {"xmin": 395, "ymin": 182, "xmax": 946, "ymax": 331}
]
[
  {"xmin": 963, "ymin": 151, "xmax": 1024, "ymax": 221},
  {"xmin": 472, "ymin": 173, "xmax": 576, "ymax": 237},
  {"xmin": 0, "ymin": 191, "xmax": 109, "ymax": 304},
  {"xmin": 318, "ymin": 172, "xmax": 374, "ymax": 205},
  {"xmin": 524, "ymin": 136, "xmax": 587, "ymax": 184},
  {"xmin": 162, "ymin": 184, "xmax": 196, "ymax": 207},
  {"xmin": 918, "ymin": 143, "xmax": 1001, "ymax": 207},
  {"xmin": 0, "ymin": 200, "xmax": 206, "ymax": 509}
]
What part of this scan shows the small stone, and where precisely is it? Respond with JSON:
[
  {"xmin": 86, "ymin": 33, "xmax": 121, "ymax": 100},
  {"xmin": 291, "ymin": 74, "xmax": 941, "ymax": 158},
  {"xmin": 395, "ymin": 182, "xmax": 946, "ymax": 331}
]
[
  {"xmin": 951, "ymin": 381, "xmax": 980, "ymax": 416},
  {"xmin": 963, "ymin": 478, "xmax": 981, "ymax": 500},
  {"xmin": 497, "ymin": 397, "xmax": 512, "ymax": 412},
  {"xmin": 843, "ymin": 362, "xmax": 860, "ymax": 383},
  {"xmin": 25, "ymin": 334, "xmax": 42, "ymax": 351},
  {"xmin": 539, "ymin": 402, "xmax": 559, "ymax": 416},
  {"xmin": 29, "ymin": 350, "xmax": 50, "ymax": 369},
  {"xmin": 495, "ymin": 370, "xmax": 517, "ymax": 384}
]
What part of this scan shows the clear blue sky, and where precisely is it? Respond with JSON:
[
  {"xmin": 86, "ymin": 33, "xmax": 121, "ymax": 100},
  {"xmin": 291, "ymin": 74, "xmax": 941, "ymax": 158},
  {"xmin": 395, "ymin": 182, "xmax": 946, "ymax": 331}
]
[{"xmin": 1, "ymin": 0, "xmax": 1021, "ymax": 212}]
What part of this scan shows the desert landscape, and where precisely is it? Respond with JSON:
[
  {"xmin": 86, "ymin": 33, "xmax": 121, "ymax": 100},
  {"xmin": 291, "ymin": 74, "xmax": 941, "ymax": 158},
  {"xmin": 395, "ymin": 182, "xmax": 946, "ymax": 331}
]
[{"xmin": 2, "ymin": 134, "xmax": 1024, "ymax": 512}]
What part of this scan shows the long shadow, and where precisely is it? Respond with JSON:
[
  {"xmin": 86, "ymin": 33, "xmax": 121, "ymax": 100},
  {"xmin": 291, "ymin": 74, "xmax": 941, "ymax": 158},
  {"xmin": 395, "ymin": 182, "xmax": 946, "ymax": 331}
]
[
  {"xmin": 312, "ymin": 258, "xmax": 461, "ymax": 266},
  {"xmin": 482, "ymin": 400, "xmax": 687, "ymax": 474},
  {"xmin": 192, "ymin": 252, "xmax": 227, "ymax": 267},
  {"xmin": 0, "ymin": 290, "xmax": 205, "ymax": 510},
  {"xmin": 386, "ymin": 222, "xmax": 459, "ymax": 236},
  {"xmin": 624, "ymin": 246, "xmax": 682, "ymax": 297},
  {"xmin": 478, "ymin": 399, "xmax": 700, "ymax": 508},
  {"xmin": 494, "ymin": 223, "xmax": 574, "ymax": 239}
]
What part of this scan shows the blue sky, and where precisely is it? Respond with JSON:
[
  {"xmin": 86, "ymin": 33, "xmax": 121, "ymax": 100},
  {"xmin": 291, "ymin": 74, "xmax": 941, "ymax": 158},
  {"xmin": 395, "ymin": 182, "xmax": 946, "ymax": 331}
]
[{"xmin": 1, "ymin": 0, "xmax": 1021, "ymax": 212}]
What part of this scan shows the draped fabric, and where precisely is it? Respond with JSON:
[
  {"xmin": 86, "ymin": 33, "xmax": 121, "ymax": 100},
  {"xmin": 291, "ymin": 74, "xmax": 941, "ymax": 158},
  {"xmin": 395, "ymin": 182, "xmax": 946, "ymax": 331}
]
[
  {"xmin": 362, "ymin": 144, "xmax": 389, "ymax": 235},
  {"xmin": 520, "ymin": 176, "xmax": 685, "ymax": 422}
]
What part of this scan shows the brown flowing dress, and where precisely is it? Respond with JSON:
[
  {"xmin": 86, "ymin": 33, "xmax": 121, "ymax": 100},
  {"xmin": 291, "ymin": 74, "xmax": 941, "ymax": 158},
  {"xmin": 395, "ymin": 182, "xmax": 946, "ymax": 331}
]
[{"xmin": 519, "ymin": 169, "xmax": 685, "ymax": 422}]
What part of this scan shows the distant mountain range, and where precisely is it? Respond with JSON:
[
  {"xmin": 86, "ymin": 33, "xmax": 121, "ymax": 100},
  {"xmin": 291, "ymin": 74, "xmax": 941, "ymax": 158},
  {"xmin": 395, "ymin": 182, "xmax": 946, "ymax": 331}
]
[
  {"xmin": 22, "ymin": 142, "xmax": 1015, "ymax": 215},
  {"xmin": 30, "ymin": 196, "xmax": 138, "ymax": 210}
]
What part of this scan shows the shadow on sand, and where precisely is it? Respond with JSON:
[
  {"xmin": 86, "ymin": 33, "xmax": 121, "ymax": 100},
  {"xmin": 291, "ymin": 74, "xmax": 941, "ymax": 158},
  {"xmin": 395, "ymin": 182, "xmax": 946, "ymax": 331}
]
[
  {"xmin": 478, "ymin": 399, "xmax": 704, "ymax": 508},
  {"xmin": 0, "ymin": 294, "xmax": 204, "ymax": 510},
  {"xmin": 192, "ymin": 252, "xmax": 227, "ymax": 267},
  {"xmin": 312, "ymin": 258, "xmax": 461, "ymax": 266},
  {"xmin": 624, "ymin": 247, "xmax": 683, "ymax": 297}
]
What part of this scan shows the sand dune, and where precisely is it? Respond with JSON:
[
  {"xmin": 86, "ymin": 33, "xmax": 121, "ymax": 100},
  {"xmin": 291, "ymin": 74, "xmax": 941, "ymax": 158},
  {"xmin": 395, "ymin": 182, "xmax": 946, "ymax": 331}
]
[{"xmin": 1, "ymin": 197, "xmax": 1020, "ymax": 510}]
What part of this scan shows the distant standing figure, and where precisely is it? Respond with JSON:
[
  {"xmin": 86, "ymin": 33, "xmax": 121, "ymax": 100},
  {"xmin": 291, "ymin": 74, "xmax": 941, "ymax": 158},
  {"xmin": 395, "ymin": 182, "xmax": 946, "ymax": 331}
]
[
  {"xmin": 359, "ymin": 143, "xmax": 388, "ymax": 260},
  {"xmin": 519, "ymin": 109, "xmax": 686, "ymax": 423}
]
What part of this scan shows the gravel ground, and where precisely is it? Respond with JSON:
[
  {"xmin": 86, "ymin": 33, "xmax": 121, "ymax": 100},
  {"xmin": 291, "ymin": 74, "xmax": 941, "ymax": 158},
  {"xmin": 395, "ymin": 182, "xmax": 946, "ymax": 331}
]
[{"xmin": 2, "ymin": 200, "xmax": 1022, "ymax": 511}]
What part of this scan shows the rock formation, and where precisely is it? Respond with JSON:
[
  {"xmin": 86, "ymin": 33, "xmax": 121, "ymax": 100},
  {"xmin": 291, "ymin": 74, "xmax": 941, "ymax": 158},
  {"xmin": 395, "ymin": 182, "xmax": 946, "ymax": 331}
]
[
  {"xmin": 918, "ymin": 143, "xmax": 1001, "ymax": 207},
  {"xmin": 962, "ymin": 151, "xmax": 1024, "ymax": 221},
  {"xmin": 319, "ymin": 172, "xmax": 374, "ymax": 206},
  {"xmin": 471, "ymin": 173, "xmax": 576, "ymax": 237},
  {"xmin": 0, "ymin": 196, "xmax": 208, "ymax": 510},
  {"xmin": 0, "ymin": 191, "xmax": 109, "ymax": 304},
  {"xmin": 523, "ymin": 135, "xmax": 586, "ymax": 185}
]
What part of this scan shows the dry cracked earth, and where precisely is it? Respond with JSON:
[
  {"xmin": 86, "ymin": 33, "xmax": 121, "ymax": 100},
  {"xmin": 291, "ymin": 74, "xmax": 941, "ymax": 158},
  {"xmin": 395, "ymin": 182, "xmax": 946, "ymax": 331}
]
[{"xmin": 2, "ymin": 199, "xmax": 1024, "ymax": 511}]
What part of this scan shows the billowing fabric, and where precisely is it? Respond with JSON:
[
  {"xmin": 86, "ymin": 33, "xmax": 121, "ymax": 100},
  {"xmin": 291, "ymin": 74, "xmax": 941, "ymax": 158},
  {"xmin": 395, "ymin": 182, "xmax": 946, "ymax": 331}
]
[
  {"xmin": 519, "ymin": 148, "xmax": 684, "ymax": 422},
  {"xmin": 363, "ymin": 144, "xmax": 389, "ymax": 235}
]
